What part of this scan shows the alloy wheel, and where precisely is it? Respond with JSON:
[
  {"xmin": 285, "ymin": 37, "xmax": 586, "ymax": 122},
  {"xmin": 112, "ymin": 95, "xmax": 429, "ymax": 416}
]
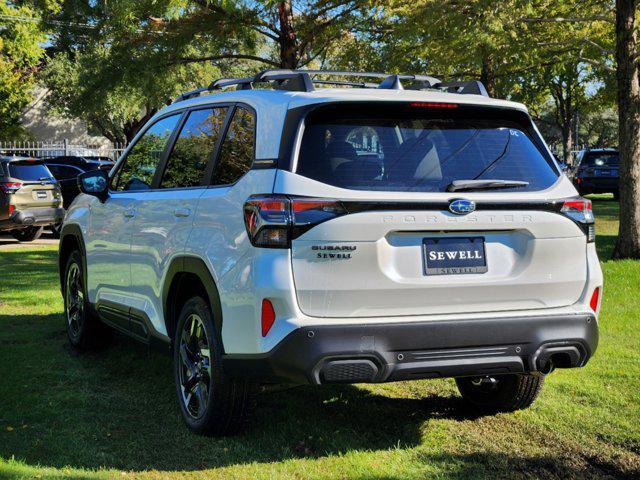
[
  {"xmin": 65, "ymin": 262, "xmax": 84, "ymax": 339},
  {"xmin": 178, "ymin": 314, "xmax": 212, "ymax": 420}
]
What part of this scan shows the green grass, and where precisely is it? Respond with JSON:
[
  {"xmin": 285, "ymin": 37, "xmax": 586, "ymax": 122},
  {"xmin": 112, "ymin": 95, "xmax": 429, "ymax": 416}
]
[{"xmin": 0, "ymin": 198, "xmax": 638, "ymax": 479}]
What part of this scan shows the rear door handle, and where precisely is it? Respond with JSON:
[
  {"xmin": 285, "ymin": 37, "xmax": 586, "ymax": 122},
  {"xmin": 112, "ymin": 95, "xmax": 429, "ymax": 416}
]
[
  {"xmin": 123, "ymin": 208, "xmax": 136, "ymax": 218},
  {"xmin": 174, "ymin": 208, "xmax": 191, "ymax": 218}
]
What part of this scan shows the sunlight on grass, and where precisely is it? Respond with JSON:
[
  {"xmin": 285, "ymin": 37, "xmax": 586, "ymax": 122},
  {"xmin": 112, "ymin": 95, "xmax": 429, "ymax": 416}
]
[{"xmin": 0, "ymin": 199, "xmax": 638, "ymax": 479}]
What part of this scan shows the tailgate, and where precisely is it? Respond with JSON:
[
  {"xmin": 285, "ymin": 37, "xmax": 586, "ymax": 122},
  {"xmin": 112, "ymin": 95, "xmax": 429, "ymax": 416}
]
[{"xmin": 291, "ymin": 209, "xmax": 587, "ymax": 318}]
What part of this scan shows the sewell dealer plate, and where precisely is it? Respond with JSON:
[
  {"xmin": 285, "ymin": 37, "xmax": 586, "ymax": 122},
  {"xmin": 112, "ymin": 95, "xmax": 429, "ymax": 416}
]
[{"xmin": 423, "ymin": 237, "xmax": 488, "ymax": 275}]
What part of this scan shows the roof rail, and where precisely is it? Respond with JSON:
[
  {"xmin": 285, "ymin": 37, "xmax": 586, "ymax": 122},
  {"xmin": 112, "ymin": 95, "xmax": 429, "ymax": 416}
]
[
  {"xmin": 432, "ymin": 80, "xmax": 489, "ymax": 97},
  {"xmin": 173, "ymin": 69, "xmax": 489, "ymax": 103}
]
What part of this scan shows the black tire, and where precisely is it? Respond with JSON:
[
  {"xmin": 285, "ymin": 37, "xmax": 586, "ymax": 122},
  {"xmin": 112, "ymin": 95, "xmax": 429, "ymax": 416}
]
[
  {"xmin": 456, "ymin": 373, "xmax": 544, "ymax": 413},
  {"xmin": 50, "ymin": 222, "xmax": 62, "ymax": 238},
  {"xmin": 63, "ymin": 250, "xmax": 110, "ymax": 349},
  {"xmin": 173, "ymin": 296, "xmax": 255, "ymax": 436},
  {"xmin": 11, "ymin": 226, "xmax": 43, "ymax": 242}
]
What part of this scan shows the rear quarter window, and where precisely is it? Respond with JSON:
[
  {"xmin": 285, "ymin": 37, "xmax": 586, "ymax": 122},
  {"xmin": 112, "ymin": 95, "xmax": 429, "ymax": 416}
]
[{"xmin": 295, "ymin": 103, "xmax": 559, "ymax": 193}]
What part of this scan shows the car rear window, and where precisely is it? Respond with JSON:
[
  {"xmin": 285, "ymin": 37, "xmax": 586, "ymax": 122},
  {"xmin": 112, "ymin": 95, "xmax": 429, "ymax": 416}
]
[
  {"xmin": 8, "ymin": 162, "xmax": 54, "ymax": 181},
  {"xmin": 582, "ymin": 152, "xmax": 619, "ymax": 166},
  {"xmin": 295, "ymin": 104, "xmax": 559, "ymax": 192}
]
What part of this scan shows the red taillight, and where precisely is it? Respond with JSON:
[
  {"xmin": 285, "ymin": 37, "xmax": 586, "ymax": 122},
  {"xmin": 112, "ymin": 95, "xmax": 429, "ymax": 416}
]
[
  {"xmin": 561, "ymin": 197, "xmax": 595, "ymax": 242},
  {"xmin": 589, "ymin": 287, "xmax": 600, "ymax": 312},
  {"xmin": 410, "ymin": 102, "xmax": 459, "ymax": 109},
  {"xmin": 563, "ymin": 199, "xmax": 591, "ymax": 212},
  {"xmin": 261, "ymin": 299, "xmax": 276, "ymax": 337},
  {"xmin": 243, "ymin": 195, "xmax": 347, "ymax": 248},
  {"xmin": 8, "ymin": 205, "xmax": 15, "ymax": 215},
  {"xmin": 292, "ymin": 200, "xmax": 338, "ymax": 212},
  {"xmin": 0, "ymin": 182, "xmax": 22, "ymax": 193}
]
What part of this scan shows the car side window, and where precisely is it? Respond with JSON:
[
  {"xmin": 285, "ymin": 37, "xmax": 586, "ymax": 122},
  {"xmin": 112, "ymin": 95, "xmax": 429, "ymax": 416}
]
[
  {"xmin": 160, "ymin": 107, "xmax": 228, "ymax": 189},
  {"xmin": 211, "ymin": 107, "xmax": 255, "ymax": 186},
  {"xmin": 49, "ymin": 165, "xmax": 81, "ymax": 180},
  {"xmin": 112, "ymin": 114, "xmax": 181, "ymax": 191}
]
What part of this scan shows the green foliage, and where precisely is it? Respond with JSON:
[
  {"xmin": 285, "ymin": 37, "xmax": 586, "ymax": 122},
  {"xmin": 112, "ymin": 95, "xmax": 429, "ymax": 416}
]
[
  {"xmin": 44, "ymin": 44, "xmax": 220, "ymax": 143},
  {"xmin": 0, "ymin": 1, "xmax": 51, "ymax": 139}
]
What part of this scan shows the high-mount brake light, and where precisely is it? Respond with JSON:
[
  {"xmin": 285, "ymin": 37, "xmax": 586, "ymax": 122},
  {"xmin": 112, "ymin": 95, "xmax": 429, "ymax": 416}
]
[
  {"xmin": 561, "ymin": 198, "xmax": 595, "ymax": 242},
  {"xmin": 0, "ymin": 182, "xmax": 22, "ymax": 193},
  {"xmin": 243, "ymin": 195, "xmax": 347, "ymax": 248},
  {"xmin": 410, "ymin": 102, "xmax": 459, "ymax": 109}
]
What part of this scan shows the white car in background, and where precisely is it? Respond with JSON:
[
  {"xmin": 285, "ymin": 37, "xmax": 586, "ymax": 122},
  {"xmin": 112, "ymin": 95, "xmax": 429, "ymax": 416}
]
[{"xmin": 59, "ymin": 70, "xmax": 602, "ymax": 435}]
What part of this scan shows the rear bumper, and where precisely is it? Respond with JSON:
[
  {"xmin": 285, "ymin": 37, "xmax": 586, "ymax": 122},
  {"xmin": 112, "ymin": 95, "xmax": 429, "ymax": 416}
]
[
  {"xmin": 0, "ymin": 207, "xmax": 64, "ymax": 229},
  {"xmin": 223, "ymin": 313, "xmax": 598, "ymax": 385}
]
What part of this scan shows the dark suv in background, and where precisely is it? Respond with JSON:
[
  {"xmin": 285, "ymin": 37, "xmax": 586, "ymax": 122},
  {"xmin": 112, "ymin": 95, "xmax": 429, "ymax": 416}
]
[
  {"xmin": 0, "ymin": 157, "xmax": 64, "ymax": 241},
  {"xmin": 575, "ymin": 148, "xmax": 620, "ymax": 199},
  {"xmin": 42, "ymin": 156, "xmax": 114, "ymax": 236},
  {"xmin": 43, "ymin": 156, "xmax": 114, "ymax": 208}
]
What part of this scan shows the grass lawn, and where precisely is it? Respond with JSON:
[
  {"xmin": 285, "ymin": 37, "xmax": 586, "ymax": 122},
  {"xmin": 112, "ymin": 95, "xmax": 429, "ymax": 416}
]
[{"xmin": 0, "ymin": 196, "xmax": 638, "ymax": 479}]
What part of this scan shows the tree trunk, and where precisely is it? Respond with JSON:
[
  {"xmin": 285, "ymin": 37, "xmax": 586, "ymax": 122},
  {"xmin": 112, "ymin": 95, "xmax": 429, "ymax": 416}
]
[
  {"xmin": 277, "ymin": 1, "xmax": 299, "ymax": 69},
  {"xmin": 550, "ymin": 78, "xmax": 576, "ymax": 164},
  {"xmin": 123, "ymin": 108, "xmax": 157, "ymax": 144},
  {"xmin": 613, "ymin": 0, "xmax": 640, "ymax": 259},
  {"xmin": 561, "ymin": 121, "xmax": 575, "ymax": 165},
  {"xmin": 480, "ymin": 54, "xmax": 496, "ymax": 97}
]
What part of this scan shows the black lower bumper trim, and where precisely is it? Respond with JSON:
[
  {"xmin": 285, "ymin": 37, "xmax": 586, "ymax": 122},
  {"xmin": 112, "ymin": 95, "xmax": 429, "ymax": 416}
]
[
  {"xmin": 1, "ymin": 207, "xmax": 64, "ymax": 228},
  {"xmin": 222, "ymin": 313, "xmax": 598, "ymax": 385}
]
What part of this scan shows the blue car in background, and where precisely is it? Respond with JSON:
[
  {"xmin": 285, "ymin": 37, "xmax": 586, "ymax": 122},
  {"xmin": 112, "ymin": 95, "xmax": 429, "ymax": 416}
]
[{"xmin": 575, "ymin": 148, "xmax": 620, "ymax": 200}]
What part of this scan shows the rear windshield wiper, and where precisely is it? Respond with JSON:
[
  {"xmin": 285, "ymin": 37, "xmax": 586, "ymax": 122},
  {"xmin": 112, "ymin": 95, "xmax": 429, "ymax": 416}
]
[{"xmin": 446, "ymin": 179, "xmax": 529, "ymax": 192}]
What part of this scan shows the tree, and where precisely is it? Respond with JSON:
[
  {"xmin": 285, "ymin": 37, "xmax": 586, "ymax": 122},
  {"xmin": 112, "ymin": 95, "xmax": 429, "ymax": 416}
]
[
  {"xmin": 333, "ymin": 0, "xmax": 543, "ymax": 98},
  {"xmin": 44, "ymin": 46, "xmax": 220, "ymax": 143},
  {"xmin": 0, "ymin": 1, "xmax": 53, "ymax": 138},
  {"xmin": 43, "ymin": 1, "xmax": 377, "ymax": 142},
  {"xmin": 613, "ymin": 0, "xmax": 640, "ymax": 258},
  {"xmin": 521, "ymin": 1, "xmax": 639, "ymax": 259}
]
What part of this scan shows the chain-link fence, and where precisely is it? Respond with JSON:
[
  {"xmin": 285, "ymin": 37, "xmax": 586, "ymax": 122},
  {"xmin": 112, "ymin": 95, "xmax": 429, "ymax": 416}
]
[{"xmin": 0, "ymin": 139, "xmax": 127, "ymax": 161}]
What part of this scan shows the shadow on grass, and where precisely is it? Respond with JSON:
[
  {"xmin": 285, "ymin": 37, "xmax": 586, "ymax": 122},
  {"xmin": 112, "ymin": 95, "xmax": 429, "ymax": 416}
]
[
  {"xmin": 596, "ymin": 234, "xmax": 618, "ymax": 260},
  {"xmin": 0, "ymin": 313, "xmax": 479, "ymax": 473}
]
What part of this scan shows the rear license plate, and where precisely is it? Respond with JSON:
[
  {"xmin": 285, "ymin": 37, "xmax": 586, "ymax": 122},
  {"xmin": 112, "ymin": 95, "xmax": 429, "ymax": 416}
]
[
  {"xmin": 423, "ymin": 237, "xmax": 487, "ymax": 275},
  {"xmin": 35, "ymin": 191, "xmax": 48, "ymax": 199}
]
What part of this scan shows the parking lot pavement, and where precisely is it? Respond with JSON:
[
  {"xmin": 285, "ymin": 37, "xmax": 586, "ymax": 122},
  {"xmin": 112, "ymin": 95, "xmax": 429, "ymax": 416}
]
[{"xmin": 0, "ymin": 230, "xmax": 59, "ymax": 250}]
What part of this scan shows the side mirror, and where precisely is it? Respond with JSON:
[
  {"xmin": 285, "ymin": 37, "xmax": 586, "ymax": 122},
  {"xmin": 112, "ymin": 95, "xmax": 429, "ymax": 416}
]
[{"xmin": 78, "ymin": 169, "xmax": 109, "ymax": 201}]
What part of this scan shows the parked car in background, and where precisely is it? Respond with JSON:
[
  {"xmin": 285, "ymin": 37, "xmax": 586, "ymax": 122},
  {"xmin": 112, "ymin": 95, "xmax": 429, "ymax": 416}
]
[
  {"xmin": 574, "ymin": 148, "xmax": 620, "ymax": 199},
  {"xmin": 43, "ymin": 156, "xmax": 115, "ymax": 208},
  {"xmin": 0, "ymin": 156, "xmax": 64, "ymax": 241}
]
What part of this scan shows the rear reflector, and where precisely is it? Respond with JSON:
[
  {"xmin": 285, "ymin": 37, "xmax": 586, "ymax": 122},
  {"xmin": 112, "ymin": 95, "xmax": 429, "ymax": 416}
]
[
  {"xmin": 261, "ymin": 299, "xmax": 276, "ymax": 337},
  {"xmin": 589, "ymin": 287, "xmax": 600, "ymax": 312}
]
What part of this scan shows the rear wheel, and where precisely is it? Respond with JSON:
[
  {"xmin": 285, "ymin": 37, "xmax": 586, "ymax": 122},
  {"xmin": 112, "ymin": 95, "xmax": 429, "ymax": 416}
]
[
  {"xmin": 64, "ymin": 251, "xmax": 109, "ymax": 349},
  {"xmin": 173, "ymin": 296, "xmax": 255, "ymax": 436},
  {"xmin": 456, "ymin": 373, "xmax": 544, "ymax": 413},
  {"xmin": 11, "ymin": 226, "xmax": 43, "ymax": 242},
  {"xmin": 50, "ymin": 222, "xmax": 62, "ymax": 238}
]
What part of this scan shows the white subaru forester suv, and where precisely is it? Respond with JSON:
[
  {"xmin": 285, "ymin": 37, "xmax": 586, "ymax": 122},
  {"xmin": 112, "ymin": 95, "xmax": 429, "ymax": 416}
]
[{"xmin": 59, "ymin": 70, "xmax": 602, "ymax": 435}]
